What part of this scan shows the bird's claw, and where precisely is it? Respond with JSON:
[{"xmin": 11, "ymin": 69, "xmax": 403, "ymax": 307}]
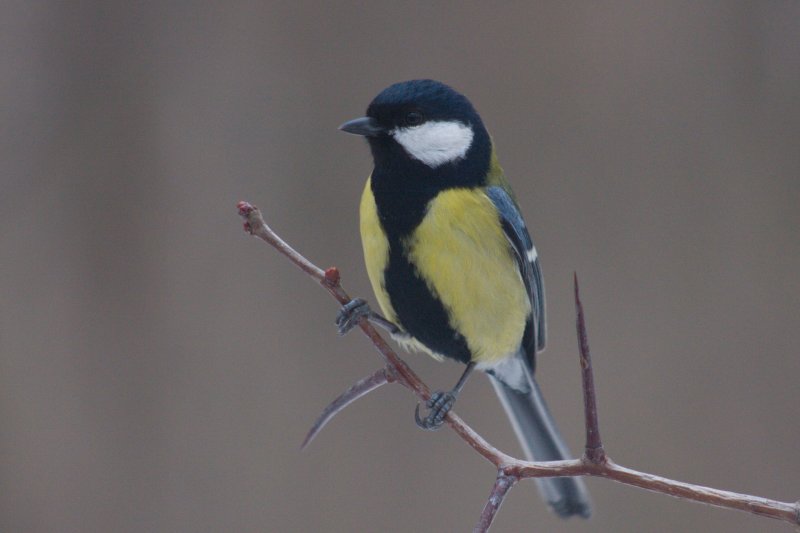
[
  {"xmin": 336, "ymin": 298, "xmax": 370, "ymax": 335},
  {"xmin": 414, "ymin": 390, "xmax": 455, "ymax": 431}
]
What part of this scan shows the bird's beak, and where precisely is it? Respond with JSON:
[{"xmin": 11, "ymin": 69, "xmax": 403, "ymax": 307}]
[{"xmin": 339, "ymin": 116, "xmax": 385, "ymax": 137}]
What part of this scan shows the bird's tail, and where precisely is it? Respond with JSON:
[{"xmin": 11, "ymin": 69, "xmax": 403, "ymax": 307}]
[{"xmin": 488, "ymin": 371, "xmax": 591, "ymax": 519}]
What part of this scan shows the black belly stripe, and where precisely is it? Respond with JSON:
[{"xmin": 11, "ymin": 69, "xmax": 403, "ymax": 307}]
[{"xmin": 383, "ymin": 241, "xmax": 472, "ymax": 364}]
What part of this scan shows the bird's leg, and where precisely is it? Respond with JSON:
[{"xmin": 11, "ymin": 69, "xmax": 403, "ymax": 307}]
[
  {"xmin": 338, "ymin": 298, "xmax": 474, "ymax": 430},
  {"xmin": 415, "ymin": 362, "xmax": 476, "ymax": 431},
  {"xmin": 336, "ymin": 298, "xmax": 409, "ymax": 339}
]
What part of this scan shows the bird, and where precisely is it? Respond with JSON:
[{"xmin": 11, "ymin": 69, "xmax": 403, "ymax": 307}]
[{"xmin": 335, "ymin": 79, "xmax": 591, "ymax": 519}]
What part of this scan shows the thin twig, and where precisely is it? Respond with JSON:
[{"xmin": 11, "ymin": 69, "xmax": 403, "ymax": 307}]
[{"xmin": 237, "ymin": 201, "xmax": 800, "ymax": 531}]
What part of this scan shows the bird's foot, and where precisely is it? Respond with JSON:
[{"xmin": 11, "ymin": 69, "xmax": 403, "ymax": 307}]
[
  {"xmin": 415, "ymin": 390, "xmax": 456, "ymax": 431},
  {"xmin": 336, "ymin": 298, "xmax": 371, "ymax": 335}
]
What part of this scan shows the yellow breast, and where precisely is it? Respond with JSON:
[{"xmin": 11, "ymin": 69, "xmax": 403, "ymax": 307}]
[
  {"xmin": 360, "ymin": 176, "xmax": 530, "ymax": 363},
  {"xmin": 403, "ymin": 188, "xmax": 530, "ymax": 363}
]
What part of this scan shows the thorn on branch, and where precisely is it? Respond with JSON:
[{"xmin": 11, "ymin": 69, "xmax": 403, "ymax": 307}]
[
  {"xmin": 574, "ymin": 273, "xmax": 606, "ymax": 465},
  {"xmin": 302, "ymin": 367, "xmax": 394, "ymax": 450}
]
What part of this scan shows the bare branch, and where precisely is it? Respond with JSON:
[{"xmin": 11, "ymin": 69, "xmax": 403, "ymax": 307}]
[{"xmin": 237, "ymin": 201, "xmax": 800, "ymax": 531}]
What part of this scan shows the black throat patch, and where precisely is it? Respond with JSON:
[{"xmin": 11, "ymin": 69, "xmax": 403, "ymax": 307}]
[{"xmin": 367, "ymin": 136, "xmax": 491, "ymax": 365}]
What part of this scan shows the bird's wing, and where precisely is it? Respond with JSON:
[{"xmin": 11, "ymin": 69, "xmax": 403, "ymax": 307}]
[{"xmin": 485, "ymin": 187, "xmax": 546, "ymax": 365}]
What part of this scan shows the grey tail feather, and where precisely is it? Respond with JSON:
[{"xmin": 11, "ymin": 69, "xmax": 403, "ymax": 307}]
[{"xmin": 488, "ymin": 373, "xmax": 592, "ymax": 519}]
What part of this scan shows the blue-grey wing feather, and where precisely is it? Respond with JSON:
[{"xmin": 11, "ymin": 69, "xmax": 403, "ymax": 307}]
[{"xmin": 486, "ymin": 187, "xmax": 546, "ymax": 360}]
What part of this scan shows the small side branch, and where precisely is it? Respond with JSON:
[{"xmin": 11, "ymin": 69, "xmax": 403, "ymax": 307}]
[
  {"xmin": 474, "ymin": 472, "xmax": 518, "ymax": 533},
  {"xmin": 237, "ymin": 201, "xmax": 800, "ymax": 532}
]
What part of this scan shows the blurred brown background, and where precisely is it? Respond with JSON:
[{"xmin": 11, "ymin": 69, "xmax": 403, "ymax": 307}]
[{"xmin": 2, "ymin": 2, "xmax": 798, "ymax": 532}]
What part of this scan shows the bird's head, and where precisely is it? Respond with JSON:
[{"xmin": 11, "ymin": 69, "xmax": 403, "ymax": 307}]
[{"xmin": 340, "ymin": 80, "xmax": 491, "ymax": 172}]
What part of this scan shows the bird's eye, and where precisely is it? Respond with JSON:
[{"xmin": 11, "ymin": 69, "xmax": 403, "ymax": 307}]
[{"xmin": 404, "ymin": 111, "xmax": 424, "ymax": 126}]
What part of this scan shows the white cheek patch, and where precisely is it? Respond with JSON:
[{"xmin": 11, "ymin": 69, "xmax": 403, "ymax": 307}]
[{"xmin": 391, "ymin": 120, "xmax": 474, "ymax": 168}]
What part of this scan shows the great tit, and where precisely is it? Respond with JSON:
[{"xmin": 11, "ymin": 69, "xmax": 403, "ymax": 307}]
[{"xmin": 336, "ymin": 79, "xmax": 591, "ymax": 519}]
